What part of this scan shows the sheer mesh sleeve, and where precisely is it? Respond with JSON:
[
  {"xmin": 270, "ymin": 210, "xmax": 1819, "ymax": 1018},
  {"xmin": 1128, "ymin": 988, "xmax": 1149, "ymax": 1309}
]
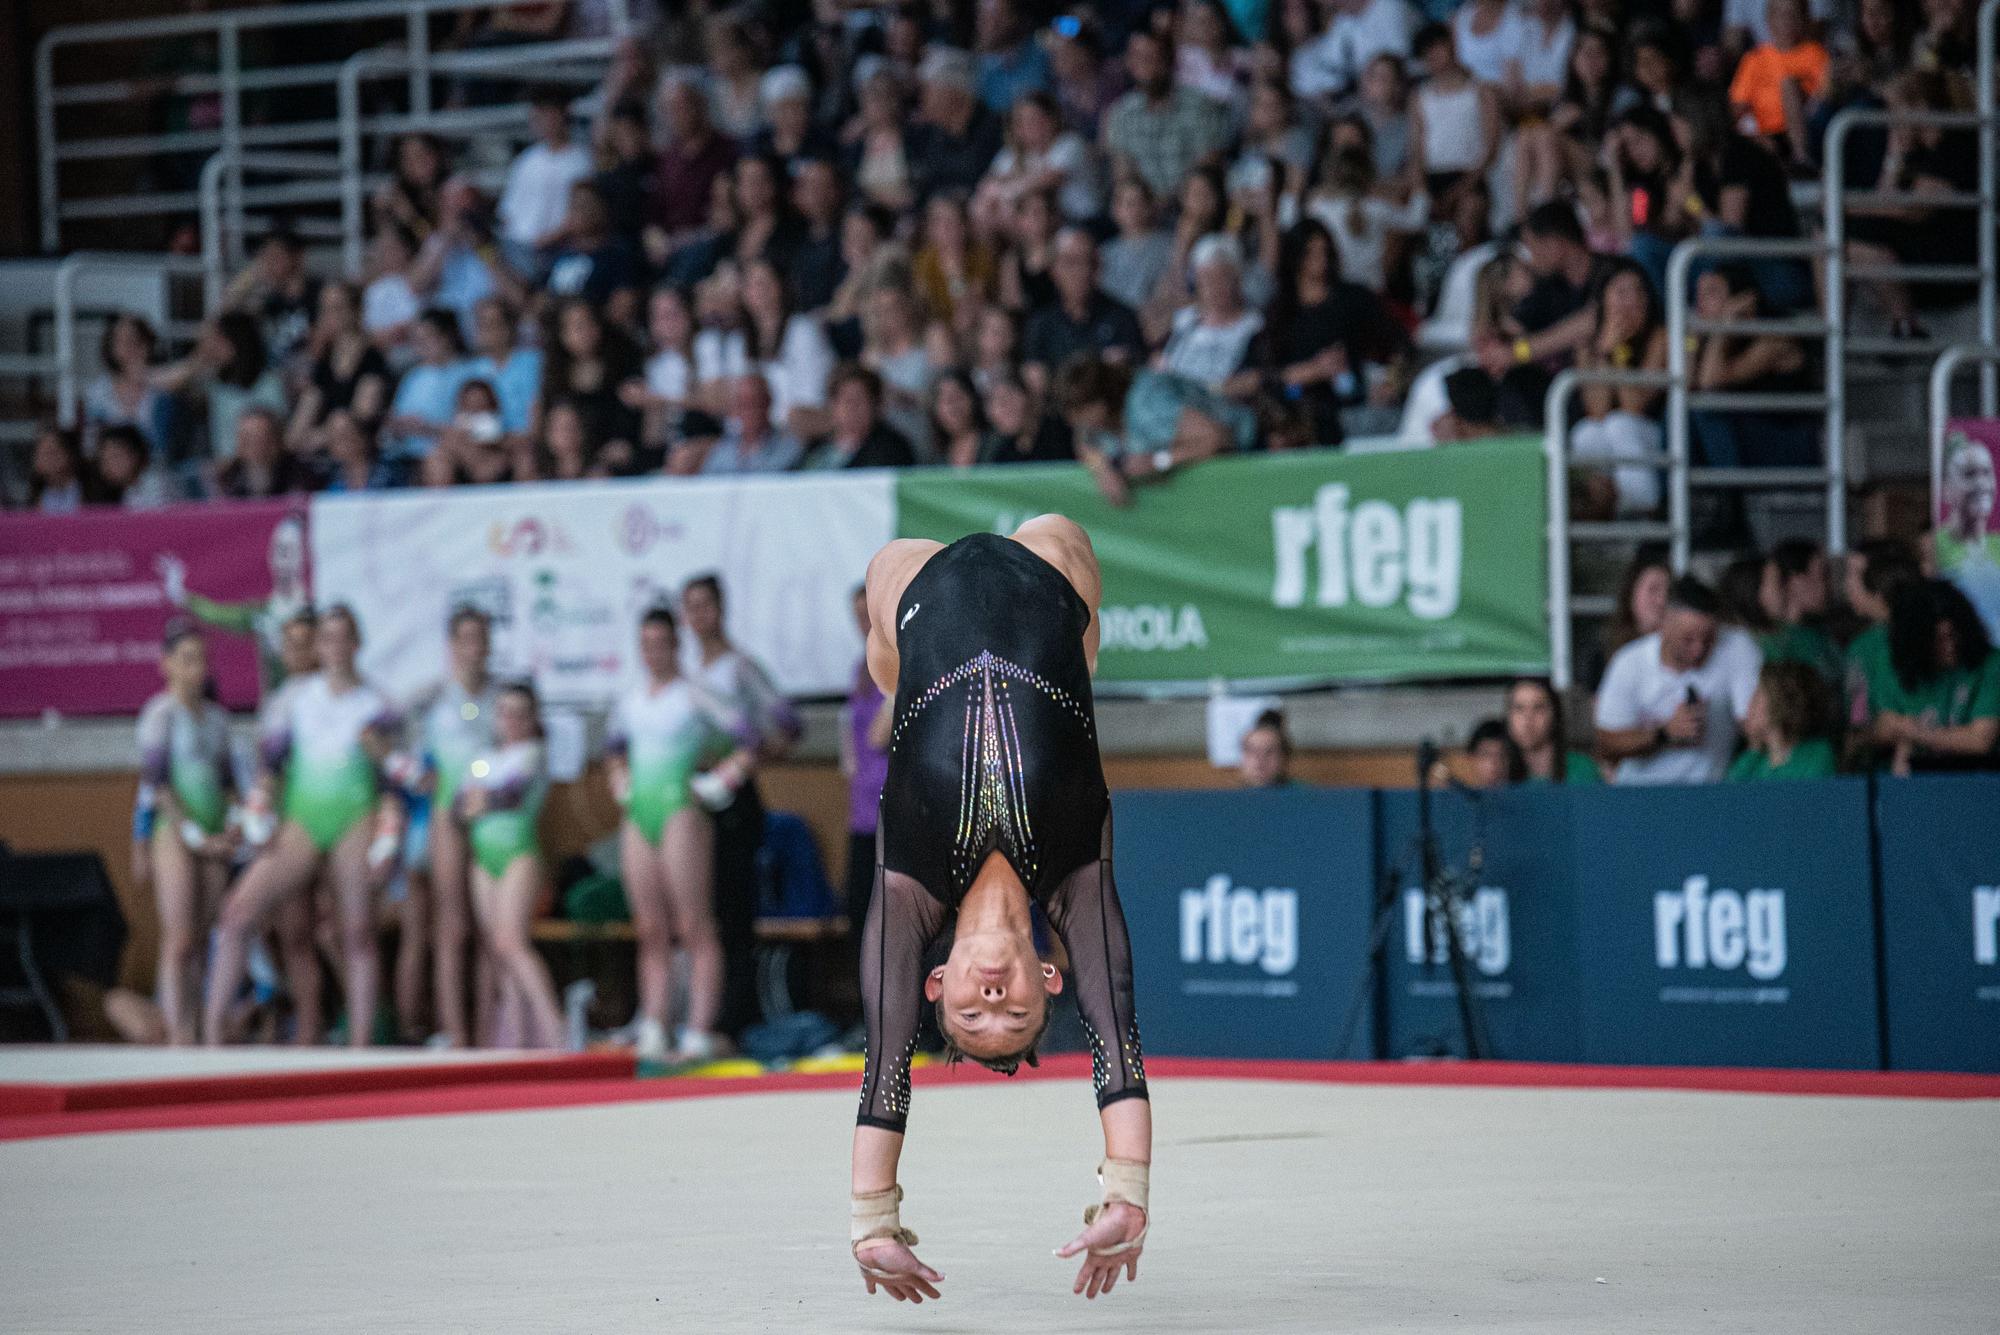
[
  {"xmin": 1043, "ymin": 814, "xmax": 1148, "ymax": 1110},
  {"xmin": 857, "ymin": 848, "xmax": 947, "ymax": 1133}
]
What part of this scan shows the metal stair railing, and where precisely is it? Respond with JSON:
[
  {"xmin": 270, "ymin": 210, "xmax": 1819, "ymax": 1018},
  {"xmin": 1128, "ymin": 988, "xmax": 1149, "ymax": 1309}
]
[
  {"xmin": 35, "ymin": 0, "xmax": 630, "ymax": 251},
  {"xmin": 50, "ymin": 252, "xmax": 213, "ymax": 432},
  {"xmin": 1543, "ymin": 367, "xmax": 1680, "ymax": 689},
  {"xmin": 197, "ymin": 152, "xmax": 347, "ymax": 309},
  {"xmin": 1663, "ymin": 234, "xmax": 1835, "ymax": 568},
  {"xmin": 336, "ymin": 39, "xmax": 619, "ymax": 276}
]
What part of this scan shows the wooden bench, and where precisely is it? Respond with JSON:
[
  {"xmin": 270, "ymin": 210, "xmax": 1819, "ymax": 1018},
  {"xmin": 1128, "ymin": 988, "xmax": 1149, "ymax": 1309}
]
[
  {"xmin": 530, "ymin": 916, "xmax": 850, "ymax": 1018},
  {"xmin": 530, "ymin": 917, "xmax": 848, "ymax": 944}
]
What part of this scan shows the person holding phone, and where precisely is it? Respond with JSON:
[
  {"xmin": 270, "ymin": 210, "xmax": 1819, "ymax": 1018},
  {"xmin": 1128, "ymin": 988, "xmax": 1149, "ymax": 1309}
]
[{"xmin": 1593, "ymin": 576, "xmax": 1763, "ymax": 784}]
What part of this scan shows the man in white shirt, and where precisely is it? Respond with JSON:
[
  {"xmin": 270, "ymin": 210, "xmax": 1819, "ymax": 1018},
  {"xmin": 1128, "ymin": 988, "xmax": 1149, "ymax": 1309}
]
[
  {"xmin": 496, "ymin": 87, "xmax": 592, "ymax": 281},
  {"xmin": 1595, "ymin": 577, "xmax": 1763, "ymax": 784}
]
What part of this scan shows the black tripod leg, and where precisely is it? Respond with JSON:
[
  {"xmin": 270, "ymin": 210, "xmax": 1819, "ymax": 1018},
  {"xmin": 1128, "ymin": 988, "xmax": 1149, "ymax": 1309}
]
[
  {"xmin": 1435, "ymin": 889, "xmax": 1489, "ymax": 1060},
  {"xmin": 1335, "ymin": 882, "xmax": 1401, "ymax": 1060}
]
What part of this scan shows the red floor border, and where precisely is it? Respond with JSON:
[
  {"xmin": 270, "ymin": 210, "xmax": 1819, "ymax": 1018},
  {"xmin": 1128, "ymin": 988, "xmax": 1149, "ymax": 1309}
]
[
  {"xmin": 0, "ymin": 1050, "xmax": 635, "ymax": 1117},
  {"xmin": 1, "ymin": 1054, "xmax": 1993, "ymax": 1143}
]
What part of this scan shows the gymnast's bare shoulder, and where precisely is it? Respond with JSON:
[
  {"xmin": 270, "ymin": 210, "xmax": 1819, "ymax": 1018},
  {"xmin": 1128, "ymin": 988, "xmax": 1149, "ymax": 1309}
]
[
  {"xmin": 863, "ymin": 539, "xmax": 944, "ymax": 695},
  {"xmin": 862, "ymin": 517, "xmax": 1102, "ymax": 695}
]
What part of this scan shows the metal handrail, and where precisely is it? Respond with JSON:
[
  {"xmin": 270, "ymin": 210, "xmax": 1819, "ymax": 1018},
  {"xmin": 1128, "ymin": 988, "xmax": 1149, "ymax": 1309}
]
[
  {"xmin": 1930, "ymin": 346, "xmax": 2000, "ymax": 522},
  {"xmin": 1821, "ymin": 97, "xmax": 1998, "ymax": 551},
  {"xmin": 35, "ymin": 0, "xmax": 630, "ymax": 249},
  {"xmin": 199, "ymin": 151, "xmax": 345, "ymax": 308},
  {"xmin": 1663, "ymin": 234, "xmax": 1828, "ymax": 573},
  {"xmin": 1543, "ymin": 367, "xmax": 1681, "ymax": 690},
  {"xmin": 336, "ymin": 38, "xmax": 617, "ymax": 274},
  {"xmin": 51, "ymin": 253, "xmax": 212, "ymax": 430}
]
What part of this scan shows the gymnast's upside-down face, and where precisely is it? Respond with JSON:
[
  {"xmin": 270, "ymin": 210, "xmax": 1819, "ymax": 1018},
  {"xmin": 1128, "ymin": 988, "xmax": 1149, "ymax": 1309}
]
[{"xmin": 926, "ymin": 933, "xmax": 1063, "ymax": 1063}]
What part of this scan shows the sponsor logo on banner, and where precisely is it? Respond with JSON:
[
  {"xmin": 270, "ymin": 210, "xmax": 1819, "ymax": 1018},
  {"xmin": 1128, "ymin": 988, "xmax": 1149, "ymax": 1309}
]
[
  {"xmin": 1401, "ymin": 886, "xmax": 1513, "ymax": 999},
  {"xmin": 616, "ymin": 503, "xmax": 689, "ymax": 556},
  {"xmin": 487, "ymin": 516, "xmax": 574, "ymax": 558},
  {"xmin": 1271, "ymin": 483, "xmax": 1464, "ymax": 619},
  {"xmin": 1102, "ymin": 604, "xmax": 1208, "ymax": 652},
  {"xmin": 1974, "ymin": 886, "xmax": 2000, "ymax": 1002},
  {"xmin": 1652, "ymin": 875, "xmax": 1789, "ymax": 1003},
  {"xmin": 1177, "ymin": 874, "xmax": 1299, "ymax": 997}
]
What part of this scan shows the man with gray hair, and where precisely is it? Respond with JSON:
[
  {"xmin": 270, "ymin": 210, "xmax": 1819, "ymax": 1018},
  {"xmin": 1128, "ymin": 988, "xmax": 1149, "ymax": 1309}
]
[{"xmin": 908, "ymin": 47, "xmax": 1004, "ymax": 200}]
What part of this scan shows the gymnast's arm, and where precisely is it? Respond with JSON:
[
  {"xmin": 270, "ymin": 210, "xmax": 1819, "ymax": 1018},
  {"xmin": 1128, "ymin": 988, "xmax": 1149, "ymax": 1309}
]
[
  {"xmin": 851, "ymin": 865, "xmax": 947, "ymax": 1301},
  {"xmin": 1045, "ymin": 831, "xmax": 1152, "ymax": 1295}
]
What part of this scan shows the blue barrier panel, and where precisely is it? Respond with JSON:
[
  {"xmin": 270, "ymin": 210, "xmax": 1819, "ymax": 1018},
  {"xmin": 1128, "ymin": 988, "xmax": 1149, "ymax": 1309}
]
[
  {"xmin": 1378, "ymin": 786, "xmax": 1584, "ymax": 1061},
  {"xmin": 1112, "ymin": 787, "xmax": 1376, "ymax": 1059},
  {"xmin": 1573, "ymin": 781, "xmax": 1880, "ymax": 1069},
  {"xmin": 1875, "ymin": 775, "xmax": 2000, "ymax": 1073}
]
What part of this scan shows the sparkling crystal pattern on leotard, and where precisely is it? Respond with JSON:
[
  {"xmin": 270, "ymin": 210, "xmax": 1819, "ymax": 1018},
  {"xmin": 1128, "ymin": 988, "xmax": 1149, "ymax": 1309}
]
[{"xmin": 890, "ymin": 649, "xmax": 1094, "ymax": 892}]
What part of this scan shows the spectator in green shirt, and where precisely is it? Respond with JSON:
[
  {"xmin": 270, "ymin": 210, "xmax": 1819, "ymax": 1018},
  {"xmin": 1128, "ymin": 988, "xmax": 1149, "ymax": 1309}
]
[
  {"xmin": 1757, "ymin": 538, "xmax": 1841, "ymax": 687},
  {"xmin": 1505, "ymin": 678, "xmax": 1603, "ymax": 784},
  {"xmin": 1728, "ymin": 661, "xmax": 1838, "ymax": 781},
  {"xmin": 1872, "ymin": 579, "xmax": 2000, "ymax": 775},
  {"xmin": 1839, "ymin": 537, "xmax": 1921, "ymax": 737}
]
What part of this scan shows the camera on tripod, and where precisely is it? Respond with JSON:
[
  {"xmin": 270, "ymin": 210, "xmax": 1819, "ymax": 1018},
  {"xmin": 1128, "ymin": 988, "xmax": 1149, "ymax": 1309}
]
[{"xmin": 1337, "ymin": 737, "xmax": 1496, "ymax": 1061}]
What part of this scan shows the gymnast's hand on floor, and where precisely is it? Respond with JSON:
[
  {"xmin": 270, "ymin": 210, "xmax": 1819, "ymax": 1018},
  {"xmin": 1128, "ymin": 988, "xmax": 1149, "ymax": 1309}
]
[
  {"xmin": 1055, "ymin": 1201, "xmax": 1146, "ymax": 1298},
  {"xmin": 854, "ymin": 1238, "xmax": 943, "ymax": 1304}
]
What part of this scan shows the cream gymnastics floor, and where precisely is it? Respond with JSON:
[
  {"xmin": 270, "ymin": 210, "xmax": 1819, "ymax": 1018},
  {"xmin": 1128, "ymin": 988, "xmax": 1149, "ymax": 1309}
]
[{"xmin": 3, "ymin": 1065, "xmax": 1996, "ymax": 1333}]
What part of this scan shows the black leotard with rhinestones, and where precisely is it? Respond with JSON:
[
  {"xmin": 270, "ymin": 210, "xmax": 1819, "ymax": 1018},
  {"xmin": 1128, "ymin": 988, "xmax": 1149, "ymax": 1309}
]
[{"xmin": 857, "ymin": 532, "xmax": 1147, "ymax": 1132}]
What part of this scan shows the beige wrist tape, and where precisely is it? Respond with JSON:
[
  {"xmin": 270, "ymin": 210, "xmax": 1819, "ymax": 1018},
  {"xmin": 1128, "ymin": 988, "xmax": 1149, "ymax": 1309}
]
[
  {"xmin": 851, "ymin": 1185, "xmax": 918, "ymax": 1265},
  {"xmin": 1080, "ymin": 1159, "xmax": 1150, "ymax": 1255}
]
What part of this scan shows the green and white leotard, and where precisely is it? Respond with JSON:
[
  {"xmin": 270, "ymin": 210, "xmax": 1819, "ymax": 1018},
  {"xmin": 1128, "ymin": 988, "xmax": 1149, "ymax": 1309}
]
[
  {"xmin": 606, "ymin": 678, "xmax": 745, "ymax": 845},
  {"xmin": 415, "ymin": 676, "xmax": 501, "ymax": 814},
  {"xmin": 459, "ymin": 740, "xmax": 548, "ymax": 878},
  {"xmin": 135, "ymin": 692, "xmax": 234, "ymax": 838},
  {"xmin": 261, "ymin": 674, "xmax": 401, "ymax": 851}
]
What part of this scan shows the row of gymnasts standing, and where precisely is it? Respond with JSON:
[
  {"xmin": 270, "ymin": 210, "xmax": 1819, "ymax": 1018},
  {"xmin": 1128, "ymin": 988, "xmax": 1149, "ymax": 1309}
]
[{"xmin": 132, "ymin": 573, "xmax": 797, "ymax": 1056}]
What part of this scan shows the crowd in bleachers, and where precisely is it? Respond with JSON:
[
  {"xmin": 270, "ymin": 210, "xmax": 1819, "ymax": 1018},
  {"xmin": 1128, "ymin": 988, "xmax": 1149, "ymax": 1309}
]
[
  {"xmin": 12, "ymin": 0, "xmax": 1988, "ymax": 514},
  {"xmin": 1278, "ymin": 534, "xmax": 1997, "ymax": 789}
]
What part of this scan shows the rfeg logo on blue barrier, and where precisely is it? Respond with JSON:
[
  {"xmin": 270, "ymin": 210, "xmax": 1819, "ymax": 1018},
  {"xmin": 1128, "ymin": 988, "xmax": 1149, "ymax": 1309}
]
[
  {"xmin": 1400, "ymin": 886, "xmax": 1512, "ymax": 997},
  {"xmin": 1178, "ymin": 875, "xmax": 1299, "ymax": 998},
  {"xmin": 1652, "ymin": 875, "xmax": 1789, "ymax": 1003}
]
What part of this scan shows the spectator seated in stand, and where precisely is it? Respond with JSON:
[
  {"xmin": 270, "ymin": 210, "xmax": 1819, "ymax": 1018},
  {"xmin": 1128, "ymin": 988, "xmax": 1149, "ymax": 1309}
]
[
  {"xmin": 1056, "ymin": 355, "xmax": 1253, "ymax": 509},
  {"xmin": 1594, "ymin": 576, "xmax": 1763, "ymax": 785},
  {"xmin": 1868, "ymin": 579, "xmax": 2000, "ymax": 775},
  {"xmin": 1239, "ymin": 710, "xmax": 1296, "ymax": 789},
  {"xmin": 1729, "ymin": 660, "xmax": 1840, "ymax": 781},
  {"xmin": 1756, "ymin": 538, "xmax": 1843, "ymax": 687}
]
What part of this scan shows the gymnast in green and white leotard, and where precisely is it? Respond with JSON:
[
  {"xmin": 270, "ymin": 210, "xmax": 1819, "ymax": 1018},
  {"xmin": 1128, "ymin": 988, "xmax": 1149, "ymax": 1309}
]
[
  {"xmin": 453, "ymin": 682, "xmax": 565, "ymax": 1049},
  {"xmin": 204, "ymin": 605, "xmax": 402, "ymax": 1048},
  {"xmin": 134, "ymin": 624, "xmax": 240, "ymax": 1046},
  {"xmin": 605, "ymin": 605, "xmax": 755, "ymax": 1063},
  {"xmin": 406, "ymin": 606, "xmax": 502, "ymax": 1048}
]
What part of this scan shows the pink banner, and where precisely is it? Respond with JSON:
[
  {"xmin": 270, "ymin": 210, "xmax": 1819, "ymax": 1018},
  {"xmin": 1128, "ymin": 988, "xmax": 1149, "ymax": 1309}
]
[{"xmin": 0, "ymin": 501, "xmax": 310, "ymax": 718}]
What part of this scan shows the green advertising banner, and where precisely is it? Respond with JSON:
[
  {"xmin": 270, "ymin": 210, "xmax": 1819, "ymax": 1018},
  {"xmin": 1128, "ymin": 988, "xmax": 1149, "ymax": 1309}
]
[{"xmin": 895, "ymin": 437, "xmax": 1549, "ymax": 688}]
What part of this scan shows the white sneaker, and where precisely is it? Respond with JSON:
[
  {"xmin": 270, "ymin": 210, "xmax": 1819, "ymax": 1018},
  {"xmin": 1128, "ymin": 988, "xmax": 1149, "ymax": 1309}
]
[
  {"xmin": 671, "ymin": 1029, "xmax": 723, "ymax": 1062},
  {"xmin": 633, "ymin": 1017, "xmax": 669, "ymax": 1063}
]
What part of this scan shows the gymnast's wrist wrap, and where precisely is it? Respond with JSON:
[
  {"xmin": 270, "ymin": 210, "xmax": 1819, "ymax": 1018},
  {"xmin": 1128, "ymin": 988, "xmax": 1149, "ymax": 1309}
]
[
  {"xmin": 1082, "ymin": 1159, "xmax": 1150, "ymax": 1254},
  {"xmin": 851, "ymin": 1185, "xmax": 917, "ymax": 1264}
]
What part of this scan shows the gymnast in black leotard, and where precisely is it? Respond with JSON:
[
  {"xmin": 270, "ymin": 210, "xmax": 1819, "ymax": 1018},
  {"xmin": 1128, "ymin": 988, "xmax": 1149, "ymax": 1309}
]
[{"xmin": 848, "ymin": 517, "xmax": 1152, "ymax": 1305}]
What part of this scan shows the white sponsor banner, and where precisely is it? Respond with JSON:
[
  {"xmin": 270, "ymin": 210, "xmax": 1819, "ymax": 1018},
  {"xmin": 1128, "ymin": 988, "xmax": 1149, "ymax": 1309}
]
[{"xmin": 309, "ymin": 472, "xmax": 895, "ymax": 706}]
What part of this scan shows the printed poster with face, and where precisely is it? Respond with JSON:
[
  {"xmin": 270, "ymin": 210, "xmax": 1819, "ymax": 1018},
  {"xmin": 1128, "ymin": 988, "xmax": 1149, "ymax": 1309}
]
[{"xmin": 1938, "ymin": 419, "xmax": 2000, "ymax": 639}]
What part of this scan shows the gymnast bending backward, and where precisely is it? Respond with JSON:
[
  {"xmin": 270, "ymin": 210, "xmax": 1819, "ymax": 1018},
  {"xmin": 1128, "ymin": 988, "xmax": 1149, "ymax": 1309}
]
[{"xmin": 850, "ymin": 515, "xmax": 1151, "ymax": 1303}]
